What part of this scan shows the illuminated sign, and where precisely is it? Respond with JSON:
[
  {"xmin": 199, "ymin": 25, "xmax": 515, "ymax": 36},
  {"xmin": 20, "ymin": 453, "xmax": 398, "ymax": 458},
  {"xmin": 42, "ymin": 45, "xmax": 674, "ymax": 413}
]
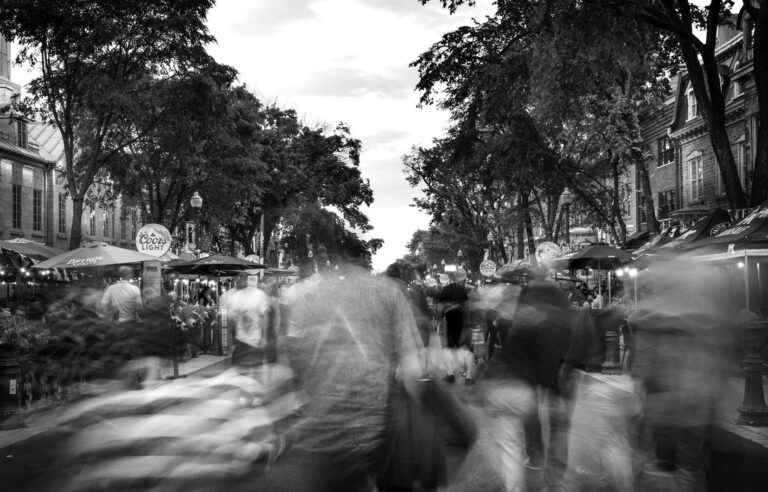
[{"xmin": 135, "ymin": 223, "xmax": 171, "ymax": 257}]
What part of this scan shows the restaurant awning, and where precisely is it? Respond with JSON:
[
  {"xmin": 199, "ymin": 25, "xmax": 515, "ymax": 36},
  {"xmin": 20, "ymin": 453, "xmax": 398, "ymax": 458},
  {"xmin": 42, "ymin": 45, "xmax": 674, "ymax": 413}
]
[
  {"xmin": 33, "ymin": 243, "xmax": 158, "ymax": 269},
  {"xmin": 0, "ymin": 238, "xmax": 63, "ymax": 260}
]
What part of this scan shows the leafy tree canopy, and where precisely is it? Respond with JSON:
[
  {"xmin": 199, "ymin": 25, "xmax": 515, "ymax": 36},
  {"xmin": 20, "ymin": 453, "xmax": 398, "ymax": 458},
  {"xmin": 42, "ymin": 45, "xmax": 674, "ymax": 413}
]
[{"xmin": 0, "ymin": 0, "xmax": 221, "ymax": 248}]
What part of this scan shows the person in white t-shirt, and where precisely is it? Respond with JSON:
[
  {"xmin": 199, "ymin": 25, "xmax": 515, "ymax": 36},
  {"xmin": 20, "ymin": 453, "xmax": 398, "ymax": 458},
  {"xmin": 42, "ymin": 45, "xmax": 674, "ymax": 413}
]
[{"xmin": 101, "ymin": 266, "xmax": 143, "ymax": 322}]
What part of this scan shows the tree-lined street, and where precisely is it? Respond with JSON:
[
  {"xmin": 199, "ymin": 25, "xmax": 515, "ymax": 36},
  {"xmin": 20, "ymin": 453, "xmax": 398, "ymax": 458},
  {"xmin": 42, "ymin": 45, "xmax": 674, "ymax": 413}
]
[{"xmin": 2, "ymin": 1, "xmax": 768, "ymax": 491}]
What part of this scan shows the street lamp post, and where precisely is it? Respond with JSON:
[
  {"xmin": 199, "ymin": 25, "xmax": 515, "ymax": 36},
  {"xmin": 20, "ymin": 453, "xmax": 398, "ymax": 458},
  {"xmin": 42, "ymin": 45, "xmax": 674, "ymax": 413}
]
[
  {"xmin": 189, "ymin": 191, "xmax": 203, "ymax": 257},
  {"xmin": 487, "ymin": 231, "xmax": 496, "ymax": 263}
]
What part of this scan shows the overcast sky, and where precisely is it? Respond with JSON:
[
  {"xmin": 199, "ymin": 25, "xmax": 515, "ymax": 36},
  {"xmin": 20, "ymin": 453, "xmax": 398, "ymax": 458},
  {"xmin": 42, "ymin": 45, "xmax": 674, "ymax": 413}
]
[
  {"xmin": 11, "ymin": 0, "xmax": 493, "ymax": 270},
  {"xmin": 206, "ymin": 0, "xmax": 494, "ymax": 270}
]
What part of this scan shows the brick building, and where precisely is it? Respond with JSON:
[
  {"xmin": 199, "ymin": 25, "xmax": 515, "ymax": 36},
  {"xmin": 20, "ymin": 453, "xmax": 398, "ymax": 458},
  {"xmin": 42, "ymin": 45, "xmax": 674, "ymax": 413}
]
[
  {"xmin": 0, "ymin": 35, "xmax": 141, "ymax": 251},
  {"xmin": 632, "ymin": 20, "xmax": 758, "ymax": 233}
]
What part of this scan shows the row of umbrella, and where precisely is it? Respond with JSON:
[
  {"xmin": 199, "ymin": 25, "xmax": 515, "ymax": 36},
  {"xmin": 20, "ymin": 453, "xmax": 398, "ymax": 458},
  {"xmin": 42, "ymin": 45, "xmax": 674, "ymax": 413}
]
[{"xmin": 25, "ymin": 242, "xmax": 263, "ymax": 276}]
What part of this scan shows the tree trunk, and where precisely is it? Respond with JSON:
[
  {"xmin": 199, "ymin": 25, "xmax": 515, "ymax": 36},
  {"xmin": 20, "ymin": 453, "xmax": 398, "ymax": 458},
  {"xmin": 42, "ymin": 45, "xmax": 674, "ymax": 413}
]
[
  {"xmin": 616, "ymin": 216, "xmax": 628, "ymax": 244},
  {"xmin": 525, "ymin": 213, "xmax": 536, "ymax": 260},
  {"xmin": 517, "ymin": 217, "xmax": 525, "ymax": 260},
  {"xmin": 553, "ymin": 201, "xmax": 569, "ymax": 243},
  {"xmin": 546, "ymin": 193, "xmax": 560, "ymax": 240},
  {"xmin": 533, "ymin": 190, "xmax": 553, "ymax": 241},
  {"xmin": 522, "ymin": 193, "xmax": 537, "ymax": 259},
  {"xmin": 563, "ymin": 203, "xmax": 571, "ymax": 244},
  {"xmin": 637, "ymin": 160, "xmax": 660, "ymax": 233},
  {"xmin": 750, "ymin": 2, "xmax": 768, "ymax": 205},
  {"xmin": 496, "ymin": 238, "xmax": 508, "ymax": 264},
  {"xmin": 607, "ymin": 222, "xmax": 620, "ymax": 245},
  {"xmin": 611, "ymin": 159, "xmax": 625, "ymax": 244},
  {"xmin": 242, "ymin": 236, "xmax": 255, "ymax": 256},
  {"xmin": 710, "ymin": 118, "xmax": 748, "ymax": 208},
  {"xmin": 69, "ymin": 196, "xmax": 85, "ymax": 250},
  {"xmin": 677, "ymin": 33, "xmax": 747, "ymax": 208}
]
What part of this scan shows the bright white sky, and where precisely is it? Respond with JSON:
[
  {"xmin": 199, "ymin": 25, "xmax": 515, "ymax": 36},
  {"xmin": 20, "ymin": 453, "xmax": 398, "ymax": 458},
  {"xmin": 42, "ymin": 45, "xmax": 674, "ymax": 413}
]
[
  {"xmin": 11, "ymin": 0, "xmax": 494, "ymax": 271},
  {"xmin": 206, "ymin": 0, "xmax": 495, "ymax": 271}
]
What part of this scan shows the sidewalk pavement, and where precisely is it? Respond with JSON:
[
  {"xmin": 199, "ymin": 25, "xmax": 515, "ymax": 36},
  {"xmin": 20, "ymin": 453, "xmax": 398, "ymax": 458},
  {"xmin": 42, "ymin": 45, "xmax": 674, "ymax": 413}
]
[{"xmin": 0, "ymin": 353, "xmax": 230, "ymax": 449}]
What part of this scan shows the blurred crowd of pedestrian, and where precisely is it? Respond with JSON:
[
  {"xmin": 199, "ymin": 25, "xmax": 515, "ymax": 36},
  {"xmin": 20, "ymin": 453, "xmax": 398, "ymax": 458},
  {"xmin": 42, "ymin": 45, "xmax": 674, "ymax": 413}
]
[{"xmin": 6, "ymin": 255, "xmax": 754, "ymax": 492}]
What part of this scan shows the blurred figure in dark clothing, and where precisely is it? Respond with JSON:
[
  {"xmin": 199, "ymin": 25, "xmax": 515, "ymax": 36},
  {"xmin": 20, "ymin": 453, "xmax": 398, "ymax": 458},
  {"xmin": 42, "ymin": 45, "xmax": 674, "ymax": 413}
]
[
  {"xmin": 491, "ymin": 276, "xmax": 573, "ymax": 485},
  {"xmin": 382, "ymin": 261, "xmax": 448, "ymax": 492},
  {"xmin": 386, "ymin": 260, "xmax": 434, "ymax": 346},
  {"xmin": 197, "ymin": 284, "xmax": 215, "ymax": 306},
  {"xmin": 563, "ymin": 301, "xmax": 603, "ymax": 373},
  {"xmin": 628, "ymin": 259, "xmax": 735, "ymax": 489},
  {"xmin": 437, "ymin": 272, "xmax": 469, "ymax": 349}
]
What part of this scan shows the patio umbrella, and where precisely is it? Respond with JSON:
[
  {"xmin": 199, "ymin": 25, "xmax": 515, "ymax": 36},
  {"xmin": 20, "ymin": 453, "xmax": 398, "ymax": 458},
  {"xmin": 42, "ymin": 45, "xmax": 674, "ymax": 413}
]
[
  {"xmin": 170, "ymin": 254, "xmax": 263, "ymax": 274},
  {"xmin": 568, "ymin": 244, "xmax": 633, "ymax": 271},
  {"xmin": 569, "ymin": 244, "xmax": 633, "ymax": 301},
  {"xmin": 0, "ymin": 238, "xmax": 62, "ymax": 260},
  {"xmin": 33, "ymin": 243, "xmax": 158, "ymax": 269},
  {"xmin": 169, "ymin": 255, "xmax": 265, "ymax": 301}
]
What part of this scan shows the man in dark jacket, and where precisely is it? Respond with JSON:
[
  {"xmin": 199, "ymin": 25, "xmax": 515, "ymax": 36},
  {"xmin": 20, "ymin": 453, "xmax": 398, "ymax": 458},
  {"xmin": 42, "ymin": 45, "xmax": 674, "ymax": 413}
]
[
  {"xmin": 437, "ymin": 272, "xmax": 470, "ymax": 349},
  {"xmin": 496, "ymin": 276, "xmax": 573, "ymax": 484}
]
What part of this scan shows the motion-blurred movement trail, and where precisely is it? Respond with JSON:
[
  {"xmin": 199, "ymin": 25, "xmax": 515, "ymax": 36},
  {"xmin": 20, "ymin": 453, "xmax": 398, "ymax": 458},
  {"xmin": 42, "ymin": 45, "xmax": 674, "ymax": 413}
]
[{"xmin": 2, "ymin": 258, "xmax": 766, "ymax": 491}]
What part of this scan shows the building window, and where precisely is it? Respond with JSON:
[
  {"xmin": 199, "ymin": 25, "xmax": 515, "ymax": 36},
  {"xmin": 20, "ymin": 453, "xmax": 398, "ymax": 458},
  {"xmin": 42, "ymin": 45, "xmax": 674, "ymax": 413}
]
[
  {"xmin": 0, "ymin": 36, "xmax": 9, "ymax": 80},
  {"xmin": 89, "ymin": 208, "xmax": 96, "ymax": 236},
  {"xmin": 58, "ymin": 194, "xmax": 67, "ymax": 234},
  {"xmin": 12, "ymin": 184, "xmax": 21, "ymax": 229},
  {"xmin": 658, "ymin": 136, "xmax": 674, "ymax": 167},
  {"xmin": 120, "ymin": 208, "xmax": 127, "ymax": 240},
  {"xmin": 33, "ymin": 189, "xmax": 42, "ymax": 231},
  {"xmin": 637, "ymin": 192, "xmax": 648, "ymax": 225},
  {"xmin": 33, "ymin": 169, "xmax": 42, "ymax": 188},
  {"xmin": 687, "ymin": 87, "xmax": 699, "ymax": 120},
  {"xmin": 716, "ymin": 140, "xmax": 751, "ymax": 196},
  {"xmin": 736, "ymin": 141, "xmax": 751, "ymax": 192},
  {"xmin": 11, "ymin": 163, "xmax": 22, "ymax": 184},
  {"xmin": 16, "ymin": 120, "xmax": 27, "ymax": 148},
  {"xmin": 635, "ymin": 167, "xmax": 648, "ymax": 225},
  {"xmin": 657, "ymin": 190, "xmax": 677, "ymax": 219},
  {"xmin": 687, "ymin": 153, "xmax": 704, "ymax": 201}
]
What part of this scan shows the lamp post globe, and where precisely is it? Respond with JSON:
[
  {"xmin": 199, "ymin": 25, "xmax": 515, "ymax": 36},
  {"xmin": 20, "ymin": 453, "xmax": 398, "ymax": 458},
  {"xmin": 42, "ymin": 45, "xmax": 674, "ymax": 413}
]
[
  {"xmin": 189, "ymin": 191, "xmax": 203, "ymax": 256},
  {"xmin": 190, "ymin": 191, "xmax": 203, "ymax": 209}
]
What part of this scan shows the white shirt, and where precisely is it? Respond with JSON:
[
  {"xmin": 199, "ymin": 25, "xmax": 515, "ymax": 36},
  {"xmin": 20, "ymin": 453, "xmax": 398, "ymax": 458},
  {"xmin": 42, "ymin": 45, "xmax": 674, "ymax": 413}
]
[{"xmin": 102, "ymin": 280, "xmax": 143, "ymax": 322}]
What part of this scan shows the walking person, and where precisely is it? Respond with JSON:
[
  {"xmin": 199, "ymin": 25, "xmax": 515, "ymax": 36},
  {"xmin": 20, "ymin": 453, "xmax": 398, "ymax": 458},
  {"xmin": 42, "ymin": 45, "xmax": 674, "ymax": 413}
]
[
  {"xmin": 485, "ymin": 268, "xmax": 574, "ymax": 490},
  {"xmin": 101, "ymin": 266, "xmax": 143, "ymax": 323},
  {"xmin": 436, "ymin": 271, "xmax": 469, "ymax": 349}
]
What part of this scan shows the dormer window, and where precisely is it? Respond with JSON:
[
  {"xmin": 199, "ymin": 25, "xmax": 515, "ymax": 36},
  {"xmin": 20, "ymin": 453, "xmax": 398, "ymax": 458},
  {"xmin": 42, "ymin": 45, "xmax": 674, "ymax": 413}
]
[{"xmin": 686, "ymin": 87, "xmax": 699, "ymax": 120}]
